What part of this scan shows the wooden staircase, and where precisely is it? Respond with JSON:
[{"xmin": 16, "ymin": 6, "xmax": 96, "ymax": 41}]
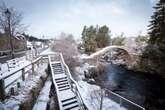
[{"xmin": 49, "ymin": 54, "xmax": 87, "ymax": 110}]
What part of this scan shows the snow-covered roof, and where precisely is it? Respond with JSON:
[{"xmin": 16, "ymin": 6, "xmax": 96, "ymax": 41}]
[
  {"xmin": 27, "ymin": 41, "xmax": 32, "ymax": 46},
  {"xmin": 35, "ymin": 41, "xmax": 42, "ymax": 45}
]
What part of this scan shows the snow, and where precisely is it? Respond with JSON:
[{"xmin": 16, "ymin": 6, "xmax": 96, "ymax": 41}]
[
  {"xmin": 0, "ymin": 56, "xmax": 43, "ymax": 96},
  {"xmin": 35, "ymin": 41, "xmax": 42, "ymax": 46},
  {"xmin": 77, "ymin": 80, "xmax": 127, "ymax": 110},
  {"xmin": 0, "ymin": 63, "xmax": 48, "ymax": 110},
  {"xmin": 0, "ymin": 57, "xmax": 31, "ymax": 79},
  {"xmin": 0, "ymin": 57, "xmax": 30, "ymax": 75},
  {"xmin": 0, "ymin": 62, "xmax": 31, "ymax": 80},
  {"xmin": 59, "ymin": 89, "xmax": 76, "ymax": 101},
  {"xmin": 54, "ymin": 73, "xmax": 66, "ymax": 79},
  {"xmin": 40, "ymin": 48, "xmax": 56, "ymax": 56},
  {"xmin": 80, "ymin": 45, "xmax": 122, "ymax": 59},
  {"xmin": 111, "ymin": 59, "xmax": 127, "ymax": 65},
  {"xmin": 33, "ymin": 79, "xmax": 52, "ymax": 110},
  {"xmin": 27, "ymin": 41, "xmax": 33, "ymax": 48},
  {"xmin": 74, "ymin": 61, "xmax": 127, "ymax": 110}
]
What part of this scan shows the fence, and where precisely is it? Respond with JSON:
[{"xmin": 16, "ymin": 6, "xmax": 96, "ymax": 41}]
[
  {"xmin": 58, "ymin": 53, "xmax": 144, "ymax": 110},
  {"xmin": 102, "ymin": 88, "xmax": 145, "ymax": 110},
  {"xmin": 0, "ymin": 49, "xmax": 26, "ymax": 56},
  {"xmin": 0, "ymin": 50, "xmax": 11, "ymax": 56},
  {"xmin": 0, "ymin": 56, "xmax": 43, "ymax": 100},
  {"xmin": 60, "ymin": 53, "xmax": 88, "ymax": 110}
]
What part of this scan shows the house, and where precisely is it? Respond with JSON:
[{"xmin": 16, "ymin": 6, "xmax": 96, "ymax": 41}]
[{"xmin": 0, "ymin": 33, "xmax": 26, "ymax": 52}]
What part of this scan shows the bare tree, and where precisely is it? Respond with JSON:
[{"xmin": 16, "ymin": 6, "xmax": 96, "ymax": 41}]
[
  {"xmin": 52, "ymin": 33, "xmax": 80, "ymax": 72},
  {"xmin": 0, "ymin": 3, "xmax": 25, "ymax": 36}
]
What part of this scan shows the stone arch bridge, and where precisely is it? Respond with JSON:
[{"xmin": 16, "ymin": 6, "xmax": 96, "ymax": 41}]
[{"xmin": 84, "ymin": 45, "xmax": 141, "ymax": 64}]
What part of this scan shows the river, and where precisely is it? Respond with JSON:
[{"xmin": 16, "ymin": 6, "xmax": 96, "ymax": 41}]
[{"xmin": 98, "ymin": 64, "xmax": 165, "ymax": 110}]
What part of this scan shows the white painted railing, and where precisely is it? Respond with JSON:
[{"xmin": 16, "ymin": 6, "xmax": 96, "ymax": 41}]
[
  {"xmin": 0, "ymin": 56, "xmax": 42, "ymax": 100},
  {"xmin": 48, "ymin": 55, "xmax": 63, "ymax": 110},
  {"xmin": 59, "ymin": 53, "xmax": 88, "ymax": 110},
  {"xmin": 103, "ymin": 88, "xmax": 145, "ymax": 110}
]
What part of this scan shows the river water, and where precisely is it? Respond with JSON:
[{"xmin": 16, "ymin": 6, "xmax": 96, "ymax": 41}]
[{"xmin": 100, "ymin": 64, "xmax": 165, "ymax": 110}]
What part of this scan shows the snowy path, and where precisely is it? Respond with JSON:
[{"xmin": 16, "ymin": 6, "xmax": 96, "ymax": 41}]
[{"xmin": 33, "ymin": 79, "xmax": 52, "ymax": 110}]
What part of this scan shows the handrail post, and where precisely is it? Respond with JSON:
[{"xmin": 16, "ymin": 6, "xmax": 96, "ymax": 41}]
[
  {"xmin": 32, "ymin": 63, "xmax": 34, "ymax": 74},
  {"xmin": 60, "ymin": 53, "xmax": 88, "ymax": 110},
  {"xmin": 119, "ymin": 98, "xmax": 122, "ymax": 107},
  {"xmin": 0, "ymin": 79, "xmax": 5, "ymax": 100},
  {"xmin": 99, "ymin": 89, "xmax": 103, "ymax": 110},
  {"xmin": 104, "ymin": 88, "xmax": 145, "ymax": 110},
  {"xmin": 37, "ymin": 59, "xmax": 40, "ymax": 66},
  {"xmin": 22, "ymin": 68, "xmax": 25, "ymax": 81}
]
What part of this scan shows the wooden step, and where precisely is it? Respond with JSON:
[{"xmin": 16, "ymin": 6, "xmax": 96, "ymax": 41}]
[
  {"xmin": 54, "ymin": 72, "xmax": 64, "ymax": 74},
  {"xmin": 58, "ymin": 84, "xmax": 70, "ymax": 89},
  {"xmin": 57, "ymin": 80, "xmax": 69, "ymax": 85},
  {"xmin": 62, "ymin": 98, "xmax": 78, "ymax": 106},
  {"xmin": 52, "ymin": 64, "xmax": 61, "ymax": 67},
  {"xmin": 59, "ymin": 87, "xmax": 70, "ymax": 91},
  {"xmin": 54, "ymin": 70, "xmax": 63, "ymax": 72},
  {"xmin": 53, "ymin": 67, "xmax": 63, "ymax": 70},
  {"xmin": 61, "ymin": 96, "xmax": 77, "ymax": 103},
  {"xmin": 64, "ymin": 102, "xmax": 79, "ymax": 110},
  {"xmin": 57, "ymin": 82, "xmax": 69, "ymax": 86},
  {"xmin": 55, "ymin": 77, "xmax": 67, "ymax": 81},
  {"xmin": 56, "ymin": 79, "xmax": 68, "ymax": 83}
]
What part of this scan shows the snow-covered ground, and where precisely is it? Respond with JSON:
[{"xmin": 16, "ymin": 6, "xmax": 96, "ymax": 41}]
[
  {"xmin": 74, "ymin": 62, "xmax": 127, "ymax": 110},
  {"xmin": 0, "ymin": 57, "xmax": 31, "ymax": 89},
  {"xmin": 33, "ymin": 79, "xmax": 52, "ymax": 110},
  {"xmin": 0, "ymin": 56, "xmax": 29, "ymax": 75},
  {"xmin": 77, "ymin": 80, "xmax": 127, "ymax": 110},
  {"xmin": 40, "ymin": 48, "xmax": 56, "ymax": 56},
  {"xmin": 0, "ymin": 63, "xmax": 48, "ymax": 110},
  {"xmin": 0, "ymin": 57, "xmax": 32, "ymax": 92}
]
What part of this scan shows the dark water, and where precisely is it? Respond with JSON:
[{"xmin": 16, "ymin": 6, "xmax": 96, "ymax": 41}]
[{"xmin": 101, "ymin": 64, "xmax": 165, "ymax": 110}]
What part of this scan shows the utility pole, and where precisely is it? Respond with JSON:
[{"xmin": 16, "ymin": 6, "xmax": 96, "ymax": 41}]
[{"xmin": 5, "ymin": 8, "xmax": 14, "ymax": 59}]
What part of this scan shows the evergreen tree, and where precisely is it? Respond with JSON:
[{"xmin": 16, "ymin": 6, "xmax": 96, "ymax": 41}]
[
  {"xmin": 141, "ymin": 0, "xmax": 165, "ymax": 76},
  {"xmin": 82, "ymin": 25, "xmax": 97, "ymax": 54},
  {"xmin": 96, "ymin": 25, "xmax": 110, "ymax": 48},
  {"xmin": 112, "ymin": 33, "xmax": 125, "ymax": 46},
  {"xmin": 148, "ymin": 0, "xmax": 165, "ymax": 47}
]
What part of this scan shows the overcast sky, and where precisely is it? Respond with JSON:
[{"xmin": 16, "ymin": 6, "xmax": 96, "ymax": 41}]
[{"xmin": 1, "ymin": 0, "xmax": 157, "ymax": 39}]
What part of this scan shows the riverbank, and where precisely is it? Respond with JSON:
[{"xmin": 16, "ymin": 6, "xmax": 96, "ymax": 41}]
[{"xmin": 77, "ymin": 51, "xmax": 165, "ymax": 110}]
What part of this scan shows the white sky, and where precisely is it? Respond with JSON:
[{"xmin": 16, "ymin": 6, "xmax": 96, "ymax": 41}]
[{"xmin": 2, "ymin": 0, "xmax": 157, "ymax": 39}]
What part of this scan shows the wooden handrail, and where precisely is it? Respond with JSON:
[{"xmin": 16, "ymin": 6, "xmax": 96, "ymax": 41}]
[
  {"xmin": 0, "ymin": 57, "xmax": 41, "ymax": 80},
  {"xmin": 48, "ymin": 55, "xmax": 63, "ymax": 110},
  {"xmin": 59, "ymin": 53, "xmax": 88, "ymax": 110},
  {"xmin": 0, "ymin": 56, "xmax": 43, "ymax": 100},
  {"xmin": 60, "ymin": 53, "xmax": 144, "ymax": 110},
  {"xmin": 104, "ymin": 88, "xmax": 145, "ymax": 110}
]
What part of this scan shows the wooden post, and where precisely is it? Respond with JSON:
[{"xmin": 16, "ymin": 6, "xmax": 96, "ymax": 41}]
[
  {"xmin": 120, "ymin": 98, "xmax": 122, "ymax": 107},
  {"xmin": 99, "ymin": 89, "xmax": 103, "ymax": 110},
  {"xmin": 0, "ymin": 79, "xmax": 5, "ymax": 100},
  {"xmin": 37, "ymin": 60, "xmax": 39, "ymax": 66},
  {"xmin": 10, "ymin": 87, "xmax": 15, "ymax": 95},
  {"xmin": 41, "ymin": 57, "xmax": 43, "ymax": 65},
  {"xmin": 17, "ymin": 82, "xmax": 21, "ymax": 88},
  {"xmin": 32, "ymin": 63, "xmax": 34, "ymax": 74},
  {"xmin": 22, "ymin": 68, "xmax": 25, "ymax": 81}
]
